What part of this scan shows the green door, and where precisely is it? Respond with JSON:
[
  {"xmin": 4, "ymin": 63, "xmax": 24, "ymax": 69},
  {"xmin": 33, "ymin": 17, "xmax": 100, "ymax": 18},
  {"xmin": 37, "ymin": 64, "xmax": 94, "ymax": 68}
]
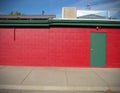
[{"xmin": 90, "ymin": 32, "xmax": 106, "ymax": 66}]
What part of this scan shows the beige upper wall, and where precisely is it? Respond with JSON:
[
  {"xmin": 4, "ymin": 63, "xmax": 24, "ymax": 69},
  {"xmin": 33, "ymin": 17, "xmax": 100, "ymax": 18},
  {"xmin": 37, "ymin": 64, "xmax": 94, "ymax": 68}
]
[{"xmin": 62, "ymin": 7, "xmax": 77, "ymax": 18}]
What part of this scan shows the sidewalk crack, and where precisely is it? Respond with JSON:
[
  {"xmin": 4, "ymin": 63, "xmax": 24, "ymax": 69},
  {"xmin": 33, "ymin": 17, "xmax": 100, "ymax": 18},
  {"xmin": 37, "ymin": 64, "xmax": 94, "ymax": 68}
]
[
  {"xmin": 65, "ymin": 70, "xmax": 69, "ymax": 86},
  {"xmin": 20, "ymin": 68, "xmax": 34, "ymax": 84},
  {"xmin": 92, "ymin": 69, "xmax": 110, "ymax": 88}
]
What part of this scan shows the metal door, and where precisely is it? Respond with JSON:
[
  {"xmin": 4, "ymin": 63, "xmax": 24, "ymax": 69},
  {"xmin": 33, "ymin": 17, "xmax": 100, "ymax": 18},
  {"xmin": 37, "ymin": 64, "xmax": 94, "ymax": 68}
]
[{"xmin": 90, "ymin": 32, "xmax": 106, "ymax": 66}]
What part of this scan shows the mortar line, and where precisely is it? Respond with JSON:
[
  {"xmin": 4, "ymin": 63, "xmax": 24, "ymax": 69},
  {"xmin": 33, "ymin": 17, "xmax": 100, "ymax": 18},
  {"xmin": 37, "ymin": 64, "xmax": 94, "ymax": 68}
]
[{"xmin": 20, "ymin": 68, "xmax": 34, "ymax": 84}]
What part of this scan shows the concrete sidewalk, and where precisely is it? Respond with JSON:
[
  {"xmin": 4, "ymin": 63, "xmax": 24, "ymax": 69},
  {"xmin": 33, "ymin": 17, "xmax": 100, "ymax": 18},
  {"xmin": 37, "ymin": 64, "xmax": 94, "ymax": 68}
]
[{"xmin": 0, "ymin": 66, "xmax": 120, "ymax": 93}]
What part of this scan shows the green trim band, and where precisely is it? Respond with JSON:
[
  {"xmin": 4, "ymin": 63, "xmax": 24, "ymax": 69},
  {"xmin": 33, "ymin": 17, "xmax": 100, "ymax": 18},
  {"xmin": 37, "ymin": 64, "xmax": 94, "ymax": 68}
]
[{"xmin": 0, "ymin": 19, "xmax": 120, "ymax": 27}]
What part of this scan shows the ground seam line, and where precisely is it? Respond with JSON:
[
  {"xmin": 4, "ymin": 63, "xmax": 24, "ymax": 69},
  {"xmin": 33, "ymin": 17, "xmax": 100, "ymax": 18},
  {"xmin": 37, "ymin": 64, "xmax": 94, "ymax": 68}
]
[
  {"xmin": 92, "ymin": 69, "xmax": 110, "ymax": 88},
  {"xmin": 20, "ymin": 68, "xmax": 34, "ymax": 84},
  {"xmin": 65, "ymin": 70, "xmax": 69, "ymax": 86}
]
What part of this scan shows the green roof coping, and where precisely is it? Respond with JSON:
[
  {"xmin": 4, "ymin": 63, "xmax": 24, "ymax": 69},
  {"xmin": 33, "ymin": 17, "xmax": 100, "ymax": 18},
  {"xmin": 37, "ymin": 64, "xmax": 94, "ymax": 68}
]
[{"xmin": 0, "ymin": 19, "xmax": 120, "ymax": 27}]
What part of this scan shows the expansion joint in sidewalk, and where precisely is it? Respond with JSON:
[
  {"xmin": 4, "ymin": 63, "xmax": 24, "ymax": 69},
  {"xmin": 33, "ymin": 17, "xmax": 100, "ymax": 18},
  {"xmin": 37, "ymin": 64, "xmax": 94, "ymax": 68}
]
[
  {"xmin": 20, "ymin": 68, "xmax": 34, "ymax": 84},
  {"xmin": 92, "ymin": 70, "xmax": 110, "ymax": 87}
]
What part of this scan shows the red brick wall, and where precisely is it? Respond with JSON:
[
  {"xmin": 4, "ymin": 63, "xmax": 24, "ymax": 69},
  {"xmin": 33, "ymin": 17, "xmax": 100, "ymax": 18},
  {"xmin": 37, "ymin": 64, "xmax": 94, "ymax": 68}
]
[{"xmin": 0, "ymin": 27, "xmax": 120, "ymax": 67}]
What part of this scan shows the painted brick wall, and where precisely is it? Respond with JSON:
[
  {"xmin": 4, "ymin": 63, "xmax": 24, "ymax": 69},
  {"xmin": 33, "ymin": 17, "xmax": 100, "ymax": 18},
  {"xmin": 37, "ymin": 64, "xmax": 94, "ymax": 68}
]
[{"xmin": 0, "ymin": 27, "xmax": 120, "ymax": 67}]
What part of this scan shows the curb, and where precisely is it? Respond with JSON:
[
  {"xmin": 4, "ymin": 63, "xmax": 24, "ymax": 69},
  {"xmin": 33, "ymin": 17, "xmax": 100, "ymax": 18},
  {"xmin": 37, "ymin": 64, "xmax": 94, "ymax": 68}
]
[{"xmin": 0, "ymin": 85, "xmax": 120, "ymax": 92}]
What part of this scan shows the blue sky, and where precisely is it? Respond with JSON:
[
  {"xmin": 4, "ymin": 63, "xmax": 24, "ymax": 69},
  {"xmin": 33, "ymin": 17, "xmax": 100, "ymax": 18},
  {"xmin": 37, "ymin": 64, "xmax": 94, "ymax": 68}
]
[{"xmin": 0, "ymin": 0, "xmax": 120, "ymax": 18}]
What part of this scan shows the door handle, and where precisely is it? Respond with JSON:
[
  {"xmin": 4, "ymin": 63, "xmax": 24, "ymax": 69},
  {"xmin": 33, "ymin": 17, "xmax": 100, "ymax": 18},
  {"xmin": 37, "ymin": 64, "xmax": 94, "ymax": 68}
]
[{"xmin": 90, "ymin": 49, "xmax": 94, "ymax": 51}]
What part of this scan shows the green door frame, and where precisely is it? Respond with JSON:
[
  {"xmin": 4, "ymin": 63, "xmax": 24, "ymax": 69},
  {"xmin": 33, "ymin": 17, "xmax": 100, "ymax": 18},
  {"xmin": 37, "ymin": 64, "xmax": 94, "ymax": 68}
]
[{"xmin": 90, "ymin": 32, "xmax": 106, "ymax": 66}]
